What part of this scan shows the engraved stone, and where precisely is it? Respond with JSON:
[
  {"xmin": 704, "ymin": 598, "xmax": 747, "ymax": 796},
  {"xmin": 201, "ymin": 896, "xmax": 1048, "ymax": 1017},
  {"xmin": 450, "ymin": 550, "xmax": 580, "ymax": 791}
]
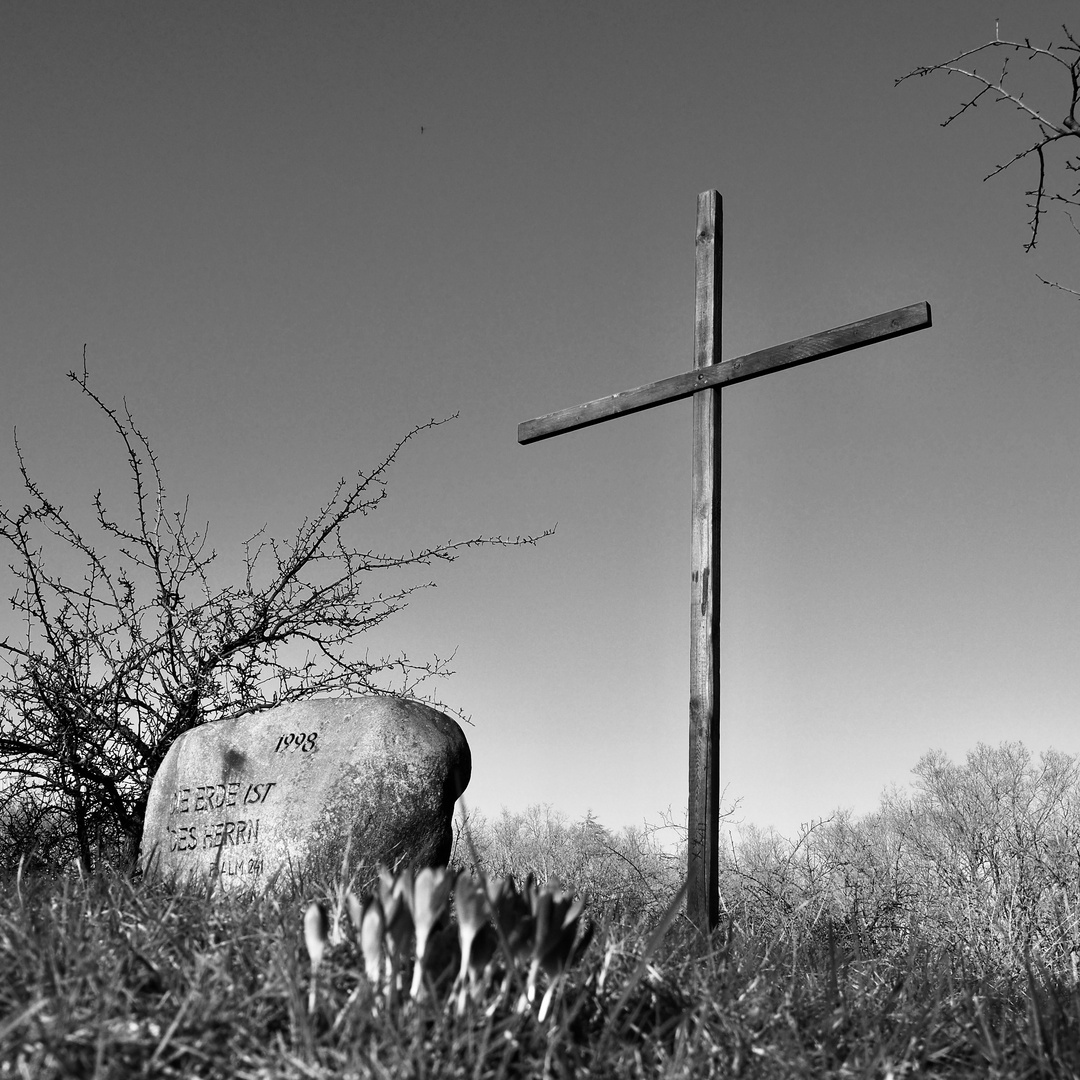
[{"xmin": 139, "ymin": 697, "xmax": 471, "ymax": 890}]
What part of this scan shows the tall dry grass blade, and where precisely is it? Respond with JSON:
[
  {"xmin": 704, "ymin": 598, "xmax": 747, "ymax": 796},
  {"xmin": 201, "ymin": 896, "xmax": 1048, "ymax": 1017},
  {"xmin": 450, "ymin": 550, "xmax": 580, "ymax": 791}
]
[
  {"xmin": 605, "ymin": 880, "xmax": 688, "ymax": 1030},
  {"xmin": 15, "ymin": 854, "xmax": 25, "ymax": 911},
  {"xmin": 147, "ymin": 992, "xmax": 192, "ymax": 1069},
  {"xmin": 328, "ymin": 828, "xmax": 356, "ymax": 945},
  {"xmin": 0, "ymin": 998, "xmax": 47, "ymax": 1044}
]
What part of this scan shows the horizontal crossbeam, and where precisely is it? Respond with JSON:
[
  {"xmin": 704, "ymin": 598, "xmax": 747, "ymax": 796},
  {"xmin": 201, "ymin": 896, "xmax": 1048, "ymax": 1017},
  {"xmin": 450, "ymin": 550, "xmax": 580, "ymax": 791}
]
[{"xmin": 518, "ymin": 301, "xmax": 931, "ymax": 445}]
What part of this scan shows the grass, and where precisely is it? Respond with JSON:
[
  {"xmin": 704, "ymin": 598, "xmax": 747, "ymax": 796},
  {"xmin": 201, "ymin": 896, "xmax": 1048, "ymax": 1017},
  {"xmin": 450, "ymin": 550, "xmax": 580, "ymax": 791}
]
[{"xmin": 4, "ymin": 861, "xmax": 1080, "ymax": 1079}]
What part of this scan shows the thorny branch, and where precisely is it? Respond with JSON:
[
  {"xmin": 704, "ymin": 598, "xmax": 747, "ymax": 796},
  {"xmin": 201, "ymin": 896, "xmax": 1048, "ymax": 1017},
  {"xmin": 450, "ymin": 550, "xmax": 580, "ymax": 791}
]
[
  {"xmin": 0, "ymin": 355, "xmax": 551, "ymax": 870},
  {"xmin": 898, "ymin": 21, "xmax": 1080, "ymax": 285}
]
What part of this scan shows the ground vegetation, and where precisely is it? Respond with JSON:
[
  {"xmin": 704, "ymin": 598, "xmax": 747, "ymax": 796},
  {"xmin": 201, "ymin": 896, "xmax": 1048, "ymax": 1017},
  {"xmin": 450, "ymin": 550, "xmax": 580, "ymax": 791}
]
[{"xmin": 3, "ymin": 741, "xmax": 1079, "ymax": 1077}]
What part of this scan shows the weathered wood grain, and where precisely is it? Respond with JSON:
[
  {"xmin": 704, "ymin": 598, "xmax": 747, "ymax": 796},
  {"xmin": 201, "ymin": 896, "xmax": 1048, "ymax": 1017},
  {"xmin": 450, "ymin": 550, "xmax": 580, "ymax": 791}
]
[
  {"xmin": 517, "ymin": 301, "xmax": 931, "ymax": 444},
  {"xmin": 687, "ymin": 190, "xmax": 722, "ymax": 935}
]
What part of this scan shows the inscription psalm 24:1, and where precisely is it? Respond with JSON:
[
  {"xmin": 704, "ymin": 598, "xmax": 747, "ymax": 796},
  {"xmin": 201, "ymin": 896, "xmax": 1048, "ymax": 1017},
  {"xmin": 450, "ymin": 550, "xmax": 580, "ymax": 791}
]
[{"xmin": 163, "ymin": 728, "xmax": 320, "ymax": 876}]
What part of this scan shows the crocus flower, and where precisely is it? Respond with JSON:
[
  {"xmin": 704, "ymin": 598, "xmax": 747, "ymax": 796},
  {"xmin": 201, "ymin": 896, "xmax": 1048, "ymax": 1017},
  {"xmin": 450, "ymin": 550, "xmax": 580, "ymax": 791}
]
[
  {"xmin": 372, "ymin": 867, "xmax": 415, "ymax": 1004},
  {"xmin": 469, "ymin": 923, "xmax": 498, "ymax": 981},
  {"xmin": 457, "ymin": 922, "xmax": 498, "ymax": 1014},
  {"xmin": 304, "ymin": 899, "xmax": 330, "ymax": 972},
  {"xmin": 408, "ymin": 866, "xmax": 456, "ymax": 999},
  {"xmin": 359, "ymin": 894, "xmax": 386, "ymax": 985},
  {"xmin": 378, "ymin": 867, "xmax": 415, "ymax": 961},
  {"xmin": 528, "ymin": 881, "xmax": 592, "ymax": 1022},
  {"xmin": 481, "ymin": 874, "xmax": 538, "ymax": 1008},
  {"xmin": 303, "ymin": 899, "xmax": 330, "ymax": 1014},
  {"xmin": 488, "ymin": 875, "xmax": 535, "ymax": 963},
  {"xmin": 535, "ymin": 885, "xmax": 587, "ymax": 977},
  {"xmin": 455, "ymin": 875, "xmax": 486, "ymax": 955},
  {"xmin": 454, "ymin": 873, "xmax": 490, "ymax": 1011},
  {"xmin": 377, "ymin": 865, "xmax": 401, "ymax": 913}
]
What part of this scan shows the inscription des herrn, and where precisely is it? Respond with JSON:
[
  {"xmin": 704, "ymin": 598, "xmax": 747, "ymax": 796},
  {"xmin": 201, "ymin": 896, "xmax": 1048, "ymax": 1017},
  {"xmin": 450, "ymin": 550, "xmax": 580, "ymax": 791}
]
[
  {"xmin": 166, "ymin": 781, "xmax": 274, "ymax": 855},
  {"xmin": 140, "ymin": 697, "xmax": 473, "ymax": 893}
]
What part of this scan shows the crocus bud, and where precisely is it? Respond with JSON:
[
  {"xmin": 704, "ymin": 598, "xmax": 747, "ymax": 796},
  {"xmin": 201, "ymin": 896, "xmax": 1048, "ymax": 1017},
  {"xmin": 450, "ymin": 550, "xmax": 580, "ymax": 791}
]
[
  {"xmin": 304, "ymin": 900, "xmax": 330, "ymax": 974},
  {"xmin": 303, "ymin": 899, "xmax": 330, "ymax": 1015},
  {"xmin": 360, "ymin": 895, "xmax": 386, "ymax": 985},
  {"xmin": 408, "ymin": 867, "xmax": 456, "ymax": 999}
]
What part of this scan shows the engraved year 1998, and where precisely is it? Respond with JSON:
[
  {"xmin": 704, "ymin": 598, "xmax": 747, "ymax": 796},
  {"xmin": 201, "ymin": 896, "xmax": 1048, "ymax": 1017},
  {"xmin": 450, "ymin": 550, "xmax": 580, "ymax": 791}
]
[{"xmin": 274, "ymin": 732, "xmax": 319, "ymax": 753}]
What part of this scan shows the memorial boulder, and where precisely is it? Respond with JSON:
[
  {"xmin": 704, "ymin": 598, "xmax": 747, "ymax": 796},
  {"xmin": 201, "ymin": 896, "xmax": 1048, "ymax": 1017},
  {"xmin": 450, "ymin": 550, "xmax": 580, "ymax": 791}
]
[{"xmin": 139, "ymin": 697, "xmax": 470, "ymax": 889}]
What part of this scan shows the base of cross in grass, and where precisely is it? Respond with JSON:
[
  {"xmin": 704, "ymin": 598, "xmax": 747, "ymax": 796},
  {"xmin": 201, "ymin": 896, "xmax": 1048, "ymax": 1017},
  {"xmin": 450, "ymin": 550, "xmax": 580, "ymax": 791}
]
[{"xmin": 518, "ymin": 190, "xmax": 932, "ymax": 935}]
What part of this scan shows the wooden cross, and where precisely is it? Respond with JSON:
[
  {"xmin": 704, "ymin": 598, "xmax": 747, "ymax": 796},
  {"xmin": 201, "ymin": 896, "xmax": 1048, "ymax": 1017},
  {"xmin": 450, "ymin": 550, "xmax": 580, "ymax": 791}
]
[{"xmin": 518, "ymin": 191, "xmax": 932, "ymax": 934}]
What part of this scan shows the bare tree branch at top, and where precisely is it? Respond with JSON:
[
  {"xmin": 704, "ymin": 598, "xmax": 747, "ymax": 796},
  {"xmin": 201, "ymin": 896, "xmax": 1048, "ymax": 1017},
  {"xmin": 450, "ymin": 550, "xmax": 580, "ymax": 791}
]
[{"xmin": 898, "ymin": 22, "xmax": 1080, "ymax": 294}]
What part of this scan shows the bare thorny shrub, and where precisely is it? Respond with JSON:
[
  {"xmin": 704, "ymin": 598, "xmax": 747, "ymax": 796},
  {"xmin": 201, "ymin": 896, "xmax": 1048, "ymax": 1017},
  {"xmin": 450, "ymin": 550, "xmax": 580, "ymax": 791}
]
[
  {"xmin": 890, "ymin": 743, "xmax": 1080, "ymax": 968},
  {"xmin": 719, "ymin": 811, "xmax": 917, "ymax": 961},
  {"xmin": 0, "ymin": 357, "xmax": 548, "ymax": 873},
  {"xmin": 457, "ymin": 804, "xmax": 685, "ymax": 930},
  {"xmin": 718, "ymin": 743, "xmax": 1080, "ymax": 973},
  {"xmin": 898, "ymin": 21, "xmax": 1080, "ymax": 296}
]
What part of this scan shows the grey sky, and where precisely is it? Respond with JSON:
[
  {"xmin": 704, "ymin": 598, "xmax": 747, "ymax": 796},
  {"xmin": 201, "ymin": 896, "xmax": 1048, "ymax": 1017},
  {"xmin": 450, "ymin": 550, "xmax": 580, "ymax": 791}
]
[{"xmin": 2, "ymin": 1, "xmax": 1077, "ymax": 838}]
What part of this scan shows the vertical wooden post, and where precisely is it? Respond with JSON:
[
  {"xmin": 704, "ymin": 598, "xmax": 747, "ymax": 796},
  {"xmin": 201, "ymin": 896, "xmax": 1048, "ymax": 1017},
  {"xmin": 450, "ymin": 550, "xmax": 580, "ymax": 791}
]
[{"xmin": 688, "ymin": 190, "xmax": 722, "ymax": 934}]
